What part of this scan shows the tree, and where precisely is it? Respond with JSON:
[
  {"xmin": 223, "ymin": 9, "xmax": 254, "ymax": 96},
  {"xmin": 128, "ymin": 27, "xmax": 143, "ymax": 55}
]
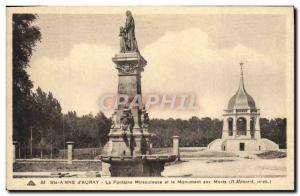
[
  {"xmin": 62, "ymin": 111, "xmax": 111, "ymax": 149},
  {"xmin": 276, "ymin": 118, "xmax": 287, "ymax": 149},
  {"xmin": 95, "ymin": 112, "xmax": 111, "ymax": 147},
  {"xmin": 13, "ymin": 14, "xmax": 41, "ymax": 154},
  {"xmin": 260, "ymin": 118, "xmax": 287, "ymax": 149},
  {"xmin": 28, "ymin": 87, "xmax": 63, "ymax": 158}
]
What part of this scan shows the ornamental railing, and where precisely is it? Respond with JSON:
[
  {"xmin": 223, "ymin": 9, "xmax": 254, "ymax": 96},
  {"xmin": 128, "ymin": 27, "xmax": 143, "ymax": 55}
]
[{"xmin": 224, "ymin": 109, "xmax": 260, "ymax": 114}]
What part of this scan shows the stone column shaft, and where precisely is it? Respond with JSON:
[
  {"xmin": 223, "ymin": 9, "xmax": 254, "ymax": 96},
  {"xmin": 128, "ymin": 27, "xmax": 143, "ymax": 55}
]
[
  {"xmin": 255, "ymin": 117, "xmax": 260, "ymax": 130},
  {"xmin": 222, "ymin": 119, "xmax": 228, "ymax": 139},
  {"xmin": 246, "ymin": 116, "xmax": 251, "ymax": 137},
  {"xmin": 66, "ymin": 141, "xmax": 75, "ymax": 164},
  {"xmin": 233, "ymin": 116, "xmax": 237, "ymax": 136}
]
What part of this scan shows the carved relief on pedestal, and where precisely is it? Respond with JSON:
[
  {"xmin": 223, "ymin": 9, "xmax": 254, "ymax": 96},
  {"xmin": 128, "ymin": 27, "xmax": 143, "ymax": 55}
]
[{"xmin": 116, "ymin": 63, "xmax": 139, "ymax": 74}]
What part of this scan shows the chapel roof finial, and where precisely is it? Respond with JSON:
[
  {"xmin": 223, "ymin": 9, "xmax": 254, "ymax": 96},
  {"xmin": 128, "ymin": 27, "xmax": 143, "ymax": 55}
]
[
  {"xmin": 239, "ymin": 61, "xmax": 245, "ymax": 89},
  {"xmin": 240, "ymin": 61, "xmax": 244, "ymax": 77}
]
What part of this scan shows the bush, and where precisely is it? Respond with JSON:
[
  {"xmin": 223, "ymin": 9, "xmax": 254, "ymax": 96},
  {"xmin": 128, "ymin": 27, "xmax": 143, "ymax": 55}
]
[{"xmin": 256, "ymin": 151, "xmax": 286, "ymax": 159}]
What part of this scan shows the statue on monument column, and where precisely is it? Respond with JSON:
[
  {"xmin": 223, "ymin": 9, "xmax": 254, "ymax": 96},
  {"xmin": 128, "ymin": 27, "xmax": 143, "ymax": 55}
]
[
  {"xmin": 119, "ymin": 10, "xmax": 139, "ymax": 52},
  {"xmin": 141, "ymin": 107, "xmax": 150, "ymax": 129},
  {"xmin": 120, "ymin": 107, "xmax": 134, "ymax": 134},
  {"xmin": 119, "ymin": 26, "xmax": 127, "ymax": 52}
]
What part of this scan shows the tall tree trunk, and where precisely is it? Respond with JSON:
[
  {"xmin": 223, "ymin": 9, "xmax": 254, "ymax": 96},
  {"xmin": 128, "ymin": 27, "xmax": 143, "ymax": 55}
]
[
  {"xmin": 50, "ymin": 143, "xmax": 53, "ymax": 159},
  {"xmin": 30, "ymin": 126, "xmax": 33, "ymax": 158},
  {"xmin": 24, "ymin": 142, "xmax": 27, "ymax": 159}
]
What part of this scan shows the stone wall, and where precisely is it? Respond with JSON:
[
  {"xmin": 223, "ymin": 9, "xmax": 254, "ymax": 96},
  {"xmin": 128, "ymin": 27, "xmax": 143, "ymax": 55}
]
[{"xmin": 58, "ymin": 147, "xmax": 102, "ymax": 159}]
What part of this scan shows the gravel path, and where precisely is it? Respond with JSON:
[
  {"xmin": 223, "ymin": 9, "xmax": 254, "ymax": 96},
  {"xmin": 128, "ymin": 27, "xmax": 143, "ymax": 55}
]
[{"xmin": 163, "ymin": 157, "xmax": 286, "ymax": 178}]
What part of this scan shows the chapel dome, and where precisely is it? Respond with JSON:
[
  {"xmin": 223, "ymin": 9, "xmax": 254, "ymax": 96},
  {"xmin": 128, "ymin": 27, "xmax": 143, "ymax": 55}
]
[{"xmin": 227, "ymin": 63, "xmax": 256, "ymax": 110}]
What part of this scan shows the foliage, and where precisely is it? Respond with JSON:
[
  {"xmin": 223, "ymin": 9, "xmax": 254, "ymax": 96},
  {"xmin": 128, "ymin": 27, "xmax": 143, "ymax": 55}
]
[
  {"xmin": 260, "ymin": 118, "xmax": 287, "ymax": 149},
  {"xmin": 17, "ymin": 86, "xmax": 111, "ymax": 158},
  {"xmin": 29, "ymin": 87, "xmax": 63, "ymax": 157},
  {"xmin": 149, "ymin": 117, "xmax": 222, "ymax": 147},
  {"xmin": 63, "ymin": 111, "xmax": 111, "ymax": 148},
  {"xmin": 13, "ymin": 14, "xmax": 41, "ymax": 146},
  {"xmin": 256, "ymin": 151, "xmax": 287, "ymax": 159}
]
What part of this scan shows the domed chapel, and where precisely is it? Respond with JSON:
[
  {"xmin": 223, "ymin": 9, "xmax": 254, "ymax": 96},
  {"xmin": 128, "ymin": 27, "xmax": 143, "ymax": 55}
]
[{"xmin": 208, "ymin": 63, "xmax": 279, "ymax": 152}]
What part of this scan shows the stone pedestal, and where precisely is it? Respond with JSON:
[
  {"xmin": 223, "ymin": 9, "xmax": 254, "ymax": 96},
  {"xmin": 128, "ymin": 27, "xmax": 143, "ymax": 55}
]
[
  {"xmin": 106, "ymin": 52, "xmax": 150, "ymax": 156},
  {"xmin": 66, "ymin": 141, "xmax": 75, "ymax": 164},
  {"xmin": 13, "ymin": 141, "xmax": 18, "ymax": 163},
  {"xmin": 172, "ymin": 136, "xmax": 180, "ymax": 159}
]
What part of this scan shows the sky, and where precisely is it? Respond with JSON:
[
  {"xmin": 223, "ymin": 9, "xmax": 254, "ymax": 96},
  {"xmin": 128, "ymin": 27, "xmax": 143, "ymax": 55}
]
[{"xmin": 28, "ymin": 12, "xmax": 288, "ymax": 119}]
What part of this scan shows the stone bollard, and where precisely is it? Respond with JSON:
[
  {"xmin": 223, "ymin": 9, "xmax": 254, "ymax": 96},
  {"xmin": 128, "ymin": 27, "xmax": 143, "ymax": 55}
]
[
  {"xmin": 13, "ymin": 141, "xmax": 18, "ymax": 163},
  {"xmin": 66, "ymin": 141, "xmax": 75, "ymax": 164},
  {"xmin": 101, "ymin": 161, "xmax": 111, "ymax": 177},
  {"xmin": 172, "ymin": 136, "xmax": 180, "ymax": 160}
]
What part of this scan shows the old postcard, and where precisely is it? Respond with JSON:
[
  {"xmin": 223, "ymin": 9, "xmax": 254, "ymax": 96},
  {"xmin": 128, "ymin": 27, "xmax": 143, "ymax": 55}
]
[{"xmin": 6, "ymin": 6, "xmax": 294, "ymax": 191}]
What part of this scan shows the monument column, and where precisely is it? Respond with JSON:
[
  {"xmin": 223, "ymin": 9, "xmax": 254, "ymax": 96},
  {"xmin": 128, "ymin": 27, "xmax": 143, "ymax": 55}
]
[
  {"xmin": 233, "ymin": 116, "xmax": 237, "ymax": 137},
  {"xmin": 101, "ymin": 10, "xmax": 176, "ymax": 177},
  {"xmin": 104, "ymin": 10, "xmax": 149, "ymax": 158},
  {"xmin": 246, "ymin": 115, "xmax": 251, "ymax": 137},
  {"xmin": 222, "ymin": 118, "xmax": 228, "ymax": 138}
]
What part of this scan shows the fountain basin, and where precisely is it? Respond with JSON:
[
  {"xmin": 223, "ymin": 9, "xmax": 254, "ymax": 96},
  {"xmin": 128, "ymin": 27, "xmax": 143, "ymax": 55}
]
[{"xmin": 101, "ymin": 155, "xmax": 176, "ymax": 177}]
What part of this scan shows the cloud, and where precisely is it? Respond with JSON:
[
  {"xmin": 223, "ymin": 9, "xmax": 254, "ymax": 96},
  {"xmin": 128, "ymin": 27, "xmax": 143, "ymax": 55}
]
[
  {"xmin": 29, "ymin": 43, "xmax": 117, "ymax": 115},
  {"xmin": 29, "ymin": 28, "xmax": 286, "ymax": 119},
  {"xmin": 142, "ymin": 28, "xmax": 286, "ymax": 119}
]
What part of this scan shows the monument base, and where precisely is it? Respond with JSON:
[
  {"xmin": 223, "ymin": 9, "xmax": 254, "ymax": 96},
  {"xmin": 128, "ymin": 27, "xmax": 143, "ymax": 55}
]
[{"xmin": 207, "ymin": 138, "xmax": 279, "ymax": 152}]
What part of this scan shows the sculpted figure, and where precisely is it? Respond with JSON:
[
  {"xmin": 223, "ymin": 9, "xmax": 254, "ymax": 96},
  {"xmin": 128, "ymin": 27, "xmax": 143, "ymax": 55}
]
[
  {"xmin": 120, "ymin": 107, "xmax": 134, "ymax": 133},
  {"xmin": 141, "ymin": 107, "xmax": 150, "ymax": 129},
  {"xmin": 119, "ymin": 26, "xmax": 127, "ymax": 52},
  {"xmin": 119, "ymin": 10, "xmax": 139, "ymax": 52}
]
